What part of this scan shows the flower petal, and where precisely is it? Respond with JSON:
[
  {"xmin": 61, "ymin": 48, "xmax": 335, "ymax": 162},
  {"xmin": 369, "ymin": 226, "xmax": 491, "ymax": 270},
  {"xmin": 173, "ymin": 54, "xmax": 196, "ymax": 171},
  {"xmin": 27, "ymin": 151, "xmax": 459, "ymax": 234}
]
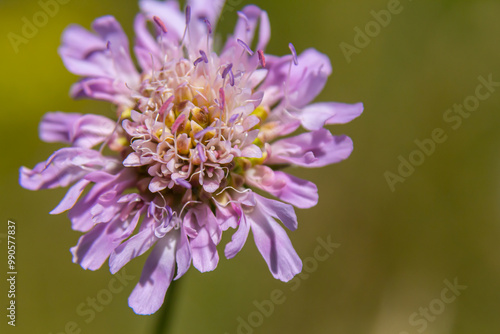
[
  {"xmin": 246, "ymin": 166, "xmax": 318, "ymax": 209},
  {"xmin": 91, "ymin": 16, "xmax": 139, "ymax": 85},
  {"xmin": 39, "ymin": 112, "xmax": 81, "ymax": 144},
  {"xmin": 224, "ymin": 207, "xmax": 250, "ymax": 259},
  {"xmin": 186, "ymin": 205, "xmax": 220, "ymax": 272},
  {"xmin": 254, "ymin": 193, "xmax": 298, "ymax": 231},
  {"xmin": 70, "ymin": 78, "xmax": 134, "ymax": 107},
  {"xmin": 248, "ymin": 206, "xmax": 302, "ymax": 282},
  {"xmin": 109, "ymin": 217, "xmax": 157, "ymax": 274},
  {"xmin": 262, "ymin": 48, "xmax": 332, "ymax": 109},
  {"xmin": 128, "ymin": 233, "xmax": 177, "ymax": 315},
  {"xmin": 230, "ymin": 5, "xmax": 270, "ymax": 52},
  {"xmin": 71, "ymin": 210, "xmax": 140, "ymax": 271},
  {"xmin": 295, "ymin": 102, "xmax": 364, "ymax": 131},
  {"xmin": 267, "ymin": 129, "xmax": 353, "ymax": 168},
  {"xmin": 133, "ymin": 13, "xmax": 162, "ymax": 71},
  {"xmin": 50, "ymin": 179, "xmax": 91, "ymax": 215},
  {"xmin": 19, "ymin": 148, "xmax": 117, "ymax": 191},
  {"xmin": 140, "ymin": 0, "xmax": 185, "ymax": 40},
  {"xmin": 174, "ymin": 226, "xmax": 192, "ymax": 279}
]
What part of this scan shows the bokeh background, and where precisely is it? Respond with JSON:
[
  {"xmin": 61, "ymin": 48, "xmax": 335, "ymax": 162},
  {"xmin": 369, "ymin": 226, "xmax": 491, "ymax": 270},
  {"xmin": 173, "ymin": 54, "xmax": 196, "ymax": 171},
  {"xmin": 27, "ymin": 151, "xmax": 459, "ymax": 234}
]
[{"xmin": 1, "ymin": 0, "xmax": 500, "ymax": 333}]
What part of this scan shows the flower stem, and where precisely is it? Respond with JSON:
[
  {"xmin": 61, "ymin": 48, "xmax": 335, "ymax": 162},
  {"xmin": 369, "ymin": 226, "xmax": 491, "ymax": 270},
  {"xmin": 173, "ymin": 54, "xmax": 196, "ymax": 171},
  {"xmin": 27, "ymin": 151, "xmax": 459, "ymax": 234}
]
[{"xmin": 154, "ymin": 279, "xmax": 181, "ymax": 334}]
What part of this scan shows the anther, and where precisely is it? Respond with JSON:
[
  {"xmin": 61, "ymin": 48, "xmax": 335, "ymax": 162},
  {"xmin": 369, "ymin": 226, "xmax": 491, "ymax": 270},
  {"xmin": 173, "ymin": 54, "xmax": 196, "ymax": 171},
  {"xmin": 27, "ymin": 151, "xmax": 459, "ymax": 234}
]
[
  {"xmin": 153, "ymin": 16, "xmax": 168, "ymax": 34},
  {"xmin": 258, "ymin": 50, "xmax": 266, "ymax": 67},
  {"xmin": 237, "ymin": 39, "xmax": 254, "ymax": 56},
  {"xmin": 203, "ymin": 18, "xmax": 212, "ymax": 34}
]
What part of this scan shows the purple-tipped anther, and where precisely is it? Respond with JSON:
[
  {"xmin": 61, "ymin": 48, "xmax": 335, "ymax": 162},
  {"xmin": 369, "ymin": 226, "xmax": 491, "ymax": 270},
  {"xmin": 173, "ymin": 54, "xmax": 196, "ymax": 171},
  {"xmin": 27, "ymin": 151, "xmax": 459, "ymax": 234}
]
[
  {"xmin": 194, "ymin": 50, "xmax": 209, "ymax": 66},
  {"xmin": 153, "ymin": 16, "xmax": 168, "ymax": 34},
  {"xmin": 199, "ymin": 50, "xmax": 208, "ymax": 63},
  {"xmin": 289, "ymin": 43, "xmax": 298, "ymax": 66},
  {"xmin": 203, "ymin": 18, "xmax": 212, "ymax": 34},
  {"xmin": 237, "ymin": 39, "xmax": 254, "ymax": 56},
  {"xmin": 222, "ymin": 64, "xmax": 233, "ymax": 79},
  {"xmin": 185, "ymin": 6, "xmax": 191, "ymax": 25}
]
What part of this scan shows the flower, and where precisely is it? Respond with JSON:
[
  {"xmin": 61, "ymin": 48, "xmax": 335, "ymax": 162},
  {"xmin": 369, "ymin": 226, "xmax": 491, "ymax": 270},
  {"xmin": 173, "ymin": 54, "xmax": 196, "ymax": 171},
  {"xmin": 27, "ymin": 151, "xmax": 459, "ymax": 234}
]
[{"xmin": 20, "ymin": 0, "xmax": 363, "ymax": 315}]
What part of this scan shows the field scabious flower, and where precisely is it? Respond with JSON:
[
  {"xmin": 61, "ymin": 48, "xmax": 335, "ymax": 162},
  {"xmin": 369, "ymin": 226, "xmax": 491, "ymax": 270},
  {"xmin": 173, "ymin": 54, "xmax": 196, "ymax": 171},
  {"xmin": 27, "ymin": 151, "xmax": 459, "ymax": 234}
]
[{"xmin": 20, "ymin": 0, "xmax": 363, "ymax": 314}]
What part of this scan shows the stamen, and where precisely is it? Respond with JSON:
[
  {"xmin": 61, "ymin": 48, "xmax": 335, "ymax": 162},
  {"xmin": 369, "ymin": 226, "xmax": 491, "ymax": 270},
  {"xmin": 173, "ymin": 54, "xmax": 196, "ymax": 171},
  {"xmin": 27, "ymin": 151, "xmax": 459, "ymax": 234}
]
[
  {"xmin": 194, "ymin": 50, "xmax": 209, "ymax": 66},
  {"xmin": 197, "ymin": 143, "xmax": 207, "ymax": 163},
  {"xmin": 181, "ymin": 5, "xmax": 191, "ymax": 47},
  {"xmin": 258, "ymin": 50, "xmax": 266, "ymax": 67},
  {"xmin": 289, "ymin": 43, "xmax": 298, "ymax": 66},
  {"xmin": 219, "ymin": 88, "xmax": 226, "ymax": 111},
  {"xmin": 203, "ymin": 18, "xmax": 212, "ymax": 34},
  {"xmin": 237, "ymin": 39, "xmax": 254, "ymax": 56},
  {"xmin": 199, "ymin": 50, "xmax": 208, "ymax": 63},
  {"xmin": 185, "ymin": 5, "xmax": 191, "ymax": 25},
  {"xmin": 153, "ymin": 16, "xmax": 168, "ymax": 34}
]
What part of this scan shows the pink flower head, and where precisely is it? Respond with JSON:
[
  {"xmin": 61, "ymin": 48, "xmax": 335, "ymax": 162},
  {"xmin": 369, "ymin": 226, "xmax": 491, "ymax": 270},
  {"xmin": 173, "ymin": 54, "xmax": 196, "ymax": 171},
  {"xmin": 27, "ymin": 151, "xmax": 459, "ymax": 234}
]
[{"xmin": 20, "ymin": 0, "xmax": 363, "ymax": 315}]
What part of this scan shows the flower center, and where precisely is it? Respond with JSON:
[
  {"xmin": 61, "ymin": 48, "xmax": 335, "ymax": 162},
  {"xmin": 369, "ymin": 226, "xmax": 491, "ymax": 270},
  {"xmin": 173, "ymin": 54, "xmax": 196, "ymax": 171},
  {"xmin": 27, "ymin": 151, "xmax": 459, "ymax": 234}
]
[{"xmin": 121, "ymin": 53, "xmax": 265, "ymax": 204}]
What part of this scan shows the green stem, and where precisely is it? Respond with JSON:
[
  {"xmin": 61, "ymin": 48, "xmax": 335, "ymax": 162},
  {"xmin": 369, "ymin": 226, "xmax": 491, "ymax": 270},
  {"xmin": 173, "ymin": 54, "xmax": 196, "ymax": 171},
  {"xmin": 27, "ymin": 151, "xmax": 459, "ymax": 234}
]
[{"xmin": 154, "ymin": 279, "xmax": 181, "ymax": 334}]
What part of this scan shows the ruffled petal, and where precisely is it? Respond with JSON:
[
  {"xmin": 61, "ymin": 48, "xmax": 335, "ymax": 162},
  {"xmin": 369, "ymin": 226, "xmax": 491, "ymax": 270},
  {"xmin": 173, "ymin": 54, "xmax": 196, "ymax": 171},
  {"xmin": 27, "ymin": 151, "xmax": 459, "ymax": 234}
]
[
  {"xmin": 246, "ymin": 166, "xmax": 318, "ymax": 209},
  {"xmin": 294, "ymin": 102, "xmax": 364, "ymax": 131},
  {"xmin": 68, "ymin": 169, "xmax": 135, "ymax": 232},
  {"xmin": 109, "ymin": 217, "xmax": 157, "ymax": 274},
  {"xmin": 261, "ymin": 48, "xmax": 332, "ymax": 109},
  {"xmin": 70, "ymin": 78, "xmax": 134, "ymax": 107},
  {"xmin": 39, "ymin": 112, "xmax": 82, "ymax": 144},
  {"xmin": 19, "ymin": 148, "xmax": 118, "ymax": 191},
  {"xmin": 185, "ymin": 204, "xmax": 220, "ymax": 272},
  {"xmin": 40, "ymin": 112, "xmax": 116, "ymax": 148},
  {"xmin": 71, "ymin": 210, "xmax": 141, "ymax": 271},
  {"xmin": 59, "ymin": 16, "xmax": 140, "ymax": 104},
  {"xmin": 190, "ymin": 226, "xmax": 219, "ymax": 272},
  {"xmin": 128, "ymin": 233, "xmax": 177, "ymax": 315},
  {"xmin": 224, "ymin": 206, "xmax": 250, "ymax": 259},
  {"xmin": 248, "ymin": 205, "xmax": 302, "ymax": 282},
  {"xmin": 225, "ymin": 5, "xmax": 270, "ymax": 53},
  {"xmin": 267, "ymin": 129, "xmax": 353, "ymax": 168},
  {"xmin": 254, "ymin": 193, "xmax": 298, "ymax": 231},
  {"xmin": 50, "ymin": 179, "xmax": 91, "ymax": 215},
  {"xmin": 174, "ymin": 226, "xmax": 192, "ymax": 279},
  {"xmin": 133, "ymin": 13, "xmax": 162, "ymax": 72},
  {"xmin": 91, "ymin": 16, "xmax": 139, "ymax": 84}
]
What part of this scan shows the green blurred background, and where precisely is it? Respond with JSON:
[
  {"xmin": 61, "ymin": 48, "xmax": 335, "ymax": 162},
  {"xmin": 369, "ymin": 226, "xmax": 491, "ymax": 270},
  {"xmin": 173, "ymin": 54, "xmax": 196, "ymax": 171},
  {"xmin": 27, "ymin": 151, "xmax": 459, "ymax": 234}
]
[{"xmin": 1, "ymin": 0, "xmax": 500, "ymax": 333}]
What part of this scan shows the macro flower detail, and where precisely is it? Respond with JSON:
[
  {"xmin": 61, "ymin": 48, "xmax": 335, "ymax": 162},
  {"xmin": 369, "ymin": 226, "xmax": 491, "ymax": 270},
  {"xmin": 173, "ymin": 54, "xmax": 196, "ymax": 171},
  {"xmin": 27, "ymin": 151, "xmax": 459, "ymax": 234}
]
[{"xmin": 20, "ymin": 0, "xmax": 363, "ymax": 315}]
